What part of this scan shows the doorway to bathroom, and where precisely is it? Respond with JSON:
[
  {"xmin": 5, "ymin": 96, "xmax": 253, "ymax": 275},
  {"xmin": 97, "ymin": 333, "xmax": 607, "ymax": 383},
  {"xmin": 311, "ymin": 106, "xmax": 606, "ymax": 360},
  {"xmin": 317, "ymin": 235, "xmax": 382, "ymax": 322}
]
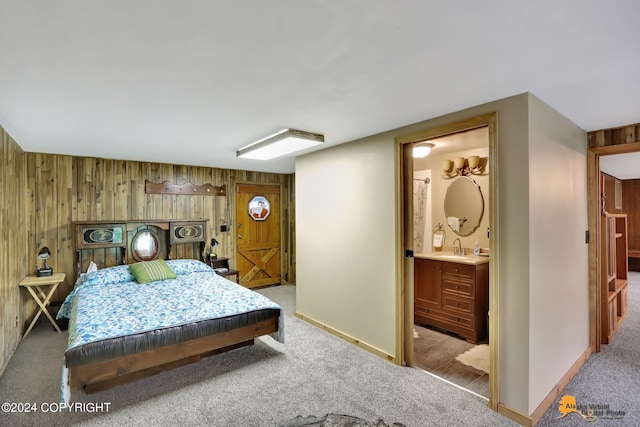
[
  {"xmin": 397, "ymin": 112, "xmax": 498, "ymax": 409},
  {"xmin": 412, "ymin": 127, "xmax": 490, "ymax": 398}
]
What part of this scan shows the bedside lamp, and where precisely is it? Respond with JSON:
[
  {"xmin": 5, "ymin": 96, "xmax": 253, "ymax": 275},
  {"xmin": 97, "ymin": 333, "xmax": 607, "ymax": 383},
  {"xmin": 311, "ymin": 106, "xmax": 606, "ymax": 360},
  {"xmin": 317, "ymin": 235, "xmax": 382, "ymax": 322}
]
[
  {"xmin": 208, "ymin": 238, "xmax": 220, "ymax": 261},
  {"xmin": 37, "ymin": 246, "xmax": 53, "ymax": 277}
]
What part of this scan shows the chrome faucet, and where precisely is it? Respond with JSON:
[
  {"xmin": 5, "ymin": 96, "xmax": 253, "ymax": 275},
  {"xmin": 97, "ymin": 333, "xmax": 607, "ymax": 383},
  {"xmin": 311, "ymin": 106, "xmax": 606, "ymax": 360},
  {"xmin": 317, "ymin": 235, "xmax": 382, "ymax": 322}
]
[{"xmin": 453, "ymin": 238, "xmax": 465, "ymax": 255}]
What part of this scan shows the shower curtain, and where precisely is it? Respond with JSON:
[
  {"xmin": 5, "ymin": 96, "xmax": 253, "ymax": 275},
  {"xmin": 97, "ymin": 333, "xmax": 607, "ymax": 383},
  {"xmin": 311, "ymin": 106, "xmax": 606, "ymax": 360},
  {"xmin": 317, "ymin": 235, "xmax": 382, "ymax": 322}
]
[{"xmin": 413, "ymin": 178, "xmax": 427, "ymax": 253}]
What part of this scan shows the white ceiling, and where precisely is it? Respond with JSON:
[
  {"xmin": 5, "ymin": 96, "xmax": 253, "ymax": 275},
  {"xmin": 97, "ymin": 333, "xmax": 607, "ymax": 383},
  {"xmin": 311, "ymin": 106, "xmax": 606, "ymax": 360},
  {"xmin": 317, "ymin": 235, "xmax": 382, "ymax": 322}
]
[
  {"xmin": 600, "ymin": 152, "xmax": 640, "ymax": 181},
  {"xmin": 1, "ymin": 1, "xmax": 639, "ymax": 174}
]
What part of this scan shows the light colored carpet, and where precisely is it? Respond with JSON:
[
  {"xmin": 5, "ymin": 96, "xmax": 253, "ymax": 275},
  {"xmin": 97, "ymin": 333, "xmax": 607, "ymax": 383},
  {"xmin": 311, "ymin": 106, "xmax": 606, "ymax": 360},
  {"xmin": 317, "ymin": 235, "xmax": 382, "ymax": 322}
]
[
  {"xmin": 455, "ymin": 344, "xmax": 490, "ymax": 374},
  {"xmin": 277, "ymin": 414, "xmax": 406, "ymax": 426},
  {"xmin": 0, "ymin": 284, "xmax": 518, "ymax": 427},
  {"xmin": 536, "ymin": 271, "xmax": 640, "ymax": 426}
]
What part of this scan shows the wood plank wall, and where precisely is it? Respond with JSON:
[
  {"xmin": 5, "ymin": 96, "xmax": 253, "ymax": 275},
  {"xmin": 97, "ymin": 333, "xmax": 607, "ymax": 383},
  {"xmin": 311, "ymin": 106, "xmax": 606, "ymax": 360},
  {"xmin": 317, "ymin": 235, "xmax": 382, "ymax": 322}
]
[
  {"xmin": 0, "ymin": 126, "xmax": 28, "ymax": 376},
  {"xmin": 588, "ymin": 122, "xmax": 640, "ymax": 147},
  {"xmin": 623, "ymin": 179, "xmax": 640, "ymax": 271},
  {"xmin": 25, "ymin": 154, "xmax": 295, "ymax": 303},
  {"xmin": 1, "ymin": 135, "xmax": 294, "ymax": 374},
  {"xmin": 601, "ymin": 173, "xmax": 622, "ymax": 214}
]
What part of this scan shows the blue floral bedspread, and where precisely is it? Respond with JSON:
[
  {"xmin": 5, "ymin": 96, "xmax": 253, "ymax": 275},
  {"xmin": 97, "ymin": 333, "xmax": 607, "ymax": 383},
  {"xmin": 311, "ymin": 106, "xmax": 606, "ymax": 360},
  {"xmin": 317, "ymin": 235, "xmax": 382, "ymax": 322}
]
[{"xmin": 57, "ymin": 260, "xmax": 284, "ymax": 352}]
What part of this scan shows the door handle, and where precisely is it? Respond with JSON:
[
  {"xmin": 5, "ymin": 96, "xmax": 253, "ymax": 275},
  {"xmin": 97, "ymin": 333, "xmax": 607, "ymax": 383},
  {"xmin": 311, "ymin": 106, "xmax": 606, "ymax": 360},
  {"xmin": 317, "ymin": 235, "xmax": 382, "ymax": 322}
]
[{"xmin": 237, "ymin": 234, "xmax": 243, "ymax": 239}]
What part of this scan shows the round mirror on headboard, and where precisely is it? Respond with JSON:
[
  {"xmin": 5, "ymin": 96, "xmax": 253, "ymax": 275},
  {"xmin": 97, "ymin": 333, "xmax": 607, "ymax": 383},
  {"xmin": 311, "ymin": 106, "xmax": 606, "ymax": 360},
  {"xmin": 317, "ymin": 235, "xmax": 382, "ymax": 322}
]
[
  {"xmin": 444, "ymin": 176, "xmax": 484, "ymax": 236},
  {"xmin": 131, "ymin": 230, "xmax": 160, "ymax": 262}
]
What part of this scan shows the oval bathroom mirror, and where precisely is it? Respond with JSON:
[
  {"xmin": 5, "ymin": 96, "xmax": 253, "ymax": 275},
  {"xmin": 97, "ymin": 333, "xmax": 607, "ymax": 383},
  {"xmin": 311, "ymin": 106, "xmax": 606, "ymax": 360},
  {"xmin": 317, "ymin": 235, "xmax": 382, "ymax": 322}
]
[
  {"xmin": 444, "ymin": 176, "xmax": 484, "ymax": 236},
  {"xmin": 131, "ymin": 230, "xmax": 160, "ymax": 262}
]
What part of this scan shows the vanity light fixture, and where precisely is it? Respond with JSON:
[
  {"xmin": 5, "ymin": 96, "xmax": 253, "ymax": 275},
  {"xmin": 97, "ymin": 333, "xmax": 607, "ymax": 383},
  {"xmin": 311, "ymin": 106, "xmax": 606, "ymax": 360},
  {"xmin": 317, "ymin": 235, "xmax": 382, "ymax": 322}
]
[
  {"xmin": 441, "ymin": 155, "xmax": 484, "ymax": 178},
  {"xmin": 237, "ymin": 129, "xmax": 324, "ymax": 160},
  {"xmin": 412, "ymin": 142, "xmax": 434, "ymax": 158}
]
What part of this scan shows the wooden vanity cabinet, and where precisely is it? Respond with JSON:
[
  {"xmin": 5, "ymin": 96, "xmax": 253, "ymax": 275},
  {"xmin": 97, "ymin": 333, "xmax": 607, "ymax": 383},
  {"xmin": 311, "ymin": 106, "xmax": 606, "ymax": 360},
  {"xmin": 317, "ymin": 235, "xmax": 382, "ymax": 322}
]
[
  {"xmin": 414, "ymin": 259, "xmax": 441, "ymax": 309},
  {"xmin": 414, "ymin": 258, "xmax": 489, "ymax": 343}
]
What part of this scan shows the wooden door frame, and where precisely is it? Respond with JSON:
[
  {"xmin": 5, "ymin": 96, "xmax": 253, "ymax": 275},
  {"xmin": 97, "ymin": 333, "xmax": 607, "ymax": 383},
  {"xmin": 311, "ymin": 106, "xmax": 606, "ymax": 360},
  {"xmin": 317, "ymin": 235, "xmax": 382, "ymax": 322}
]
[
  {"xmin": 232, "ymin": 180, "xmax": 286, "ymax": 285},
  {"xmin": 588, "ymin": 141, "xmax": 640, "ymax": 353},
  {"xmin": 395, "ymin": 112, "xmax": 499, "ymax": 410}
]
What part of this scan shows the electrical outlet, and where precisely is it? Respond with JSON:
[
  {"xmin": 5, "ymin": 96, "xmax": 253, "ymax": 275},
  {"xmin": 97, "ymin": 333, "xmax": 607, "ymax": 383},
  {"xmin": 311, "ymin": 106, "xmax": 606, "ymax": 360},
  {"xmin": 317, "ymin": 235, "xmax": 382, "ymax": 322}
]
[{"xmin": 220, "ymin": 224, "xmax": 228, "ymax": 232}]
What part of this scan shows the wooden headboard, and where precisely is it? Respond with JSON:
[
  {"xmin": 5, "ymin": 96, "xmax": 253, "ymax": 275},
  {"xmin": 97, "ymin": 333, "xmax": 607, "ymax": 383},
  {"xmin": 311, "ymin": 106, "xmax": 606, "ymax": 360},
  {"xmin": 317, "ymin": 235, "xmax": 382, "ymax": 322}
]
[{"xmin": 73, "ymin": 219, "xmax": 208, "ymax": 278}]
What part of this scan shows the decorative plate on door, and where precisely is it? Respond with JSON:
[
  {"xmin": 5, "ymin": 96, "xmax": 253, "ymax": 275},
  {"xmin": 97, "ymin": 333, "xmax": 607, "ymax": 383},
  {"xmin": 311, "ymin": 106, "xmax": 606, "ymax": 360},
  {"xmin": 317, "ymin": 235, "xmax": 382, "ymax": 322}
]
[{"xmin": 248, "ymin": 196, "xmax": 270, "ymax": 221}]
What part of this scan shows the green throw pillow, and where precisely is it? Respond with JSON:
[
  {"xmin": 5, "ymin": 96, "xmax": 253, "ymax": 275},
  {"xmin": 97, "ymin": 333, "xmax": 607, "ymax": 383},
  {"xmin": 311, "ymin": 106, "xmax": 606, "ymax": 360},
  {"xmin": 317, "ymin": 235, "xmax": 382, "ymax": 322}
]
[{"xmin": 129, "ymin": 259, "xmax": 177, "ymax": 284}]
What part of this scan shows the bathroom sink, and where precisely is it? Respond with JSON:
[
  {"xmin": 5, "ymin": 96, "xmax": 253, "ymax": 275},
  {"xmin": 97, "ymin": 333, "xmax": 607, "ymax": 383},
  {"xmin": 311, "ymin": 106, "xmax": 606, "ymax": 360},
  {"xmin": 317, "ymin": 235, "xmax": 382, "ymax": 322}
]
[
  {"xmin": 415, "ymin": 252, "xmax": 490, "ymax": 264},
  {"xmin": 430, "ymin": 253, "xmax": 470, "ymax": 261}
]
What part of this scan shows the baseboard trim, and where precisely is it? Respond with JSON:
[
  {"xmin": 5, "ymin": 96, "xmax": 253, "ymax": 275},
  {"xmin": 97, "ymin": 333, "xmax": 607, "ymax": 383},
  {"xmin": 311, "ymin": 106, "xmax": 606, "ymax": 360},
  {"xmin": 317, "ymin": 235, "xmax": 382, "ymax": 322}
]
[
  {"xmin": 294, "ymin": 311, "xmax": 396, "ymax": 363},
  {"xmin": 529, "ymin": 345, "xmax": 591, "ymax": 426},
  {"xmin": 497, "ymin": 403, "xmax": 532, "ymax": 427}
]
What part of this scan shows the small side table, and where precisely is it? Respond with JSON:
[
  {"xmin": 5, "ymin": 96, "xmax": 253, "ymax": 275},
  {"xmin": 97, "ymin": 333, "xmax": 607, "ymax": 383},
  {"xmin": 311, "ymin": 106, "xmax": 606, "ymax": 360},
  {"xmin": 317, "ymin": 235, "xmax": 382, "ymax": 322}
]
[
  {"xmin": 19, "ymin": 273, "xmax": 66, "ymax": 338},
  {"xmin": 209, "ymin": 257, "xmax": 240, "ymax": 284}
]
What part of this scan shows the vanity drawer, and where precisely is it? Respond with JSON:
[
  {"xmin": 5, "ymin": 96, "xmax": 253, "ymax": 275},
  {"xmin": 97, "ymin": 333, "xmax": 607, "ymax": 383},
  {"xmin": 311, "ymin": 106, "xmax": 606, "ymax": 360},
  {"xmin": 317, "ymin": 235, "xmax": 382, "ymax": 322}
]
[
  {"xmin": 414, "ymin": 306, "xmax": 474, "ymax": 328},
  {"xmin": 441, "ymin": 262, "xmax": 475, "ymax": 281},
  {"xmin": 442, "ymin": 277, "xmax": 473, "ymax": 297},
  {"xmin": 442, "ymin": 294, "xmax": 474, "ymax": 316}
]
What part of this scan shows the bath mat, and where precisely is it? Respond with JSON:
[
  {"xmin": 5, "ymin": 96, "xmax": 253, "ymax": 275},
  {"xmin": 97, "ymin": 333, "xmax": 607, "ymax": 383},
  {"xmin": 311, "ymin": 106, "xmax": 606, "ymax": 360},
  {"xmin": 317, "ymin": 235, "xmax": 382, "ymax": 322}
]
[{"xmin": 455, "ymin": 344, "xmax": 489, "ymax": 374}]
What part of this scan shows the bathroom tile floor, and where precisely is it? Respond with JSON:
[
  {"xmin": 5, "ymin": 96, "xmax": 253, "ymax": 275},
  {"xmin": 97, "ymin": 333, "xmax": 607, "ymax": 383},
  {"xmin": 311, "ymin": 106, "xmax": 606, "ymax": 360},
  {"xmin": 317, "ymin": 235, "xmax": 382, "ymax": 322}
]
[{"xmin": 413, "ymin": 324, "xmax": 489, "ymax": 398}]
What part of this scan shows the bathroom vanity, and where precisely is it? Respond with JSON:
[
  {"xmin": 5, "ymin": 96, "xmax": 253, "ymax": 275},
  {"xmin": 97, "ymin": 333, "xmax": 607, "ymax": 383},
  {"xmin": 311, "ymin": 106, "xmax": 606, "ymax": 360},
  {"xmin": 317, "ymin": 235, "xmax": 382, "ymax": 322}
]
[{"xmin": 414, "ymin": 253, "xmax": 489, "ymax": 343}]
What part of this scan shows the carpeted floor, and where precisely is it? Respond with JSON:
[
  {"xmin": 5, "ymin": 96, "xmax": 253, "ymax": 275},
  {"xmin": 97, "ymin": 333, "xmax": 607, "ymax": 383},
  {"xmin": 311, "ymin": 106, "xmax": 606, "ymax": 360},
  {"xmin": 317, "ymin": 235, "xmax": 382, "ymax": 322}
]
[
  {"xmin": 536, "ymin": 271, "xmax": 640, "ymax": 426},
  {"xmin": 0, "ymin": 284, "xmax": 517, "ymax": 427},
  {"xmin": 4, "ymin": 275, "xmax": 636, "ymax": 427}
]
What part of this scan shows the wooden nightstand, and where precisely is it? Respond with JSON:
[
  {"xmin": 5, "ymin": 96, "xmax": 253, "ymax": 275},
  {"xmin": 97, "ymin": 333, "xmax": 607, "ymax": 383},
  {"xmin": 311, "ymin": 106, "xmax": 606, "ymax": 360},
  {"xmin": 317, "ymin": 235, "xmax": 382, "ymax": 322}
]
[
  {"xmin": 19, "ymin": 273, "xmax": 66, "ymax": 338},
  {"xmin": 209, "ymin": 257, "xmax": 240, "ymax": 284}
]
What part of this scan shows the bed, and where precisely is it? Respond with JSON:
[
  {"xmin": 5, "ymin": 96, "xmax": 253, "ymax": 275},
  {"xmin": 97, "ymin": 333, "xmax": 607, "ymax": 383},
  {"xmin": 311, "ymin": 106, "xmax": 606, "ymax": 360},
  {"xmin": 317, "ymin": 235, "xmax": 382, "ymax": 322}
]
[{"xmin": 57, "ymin": 259, "xmax": 284, "ymax": 401}]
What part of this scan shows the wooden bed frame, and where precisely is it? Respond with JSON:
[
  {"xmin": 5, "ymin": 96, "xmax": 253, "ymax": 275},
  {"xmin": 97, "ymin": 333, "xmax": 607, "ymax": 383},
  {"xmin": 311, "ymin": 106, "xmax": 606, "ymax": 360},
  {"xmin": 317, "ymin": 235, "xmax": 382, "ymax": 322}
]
[
  {"xmin": 68, "ymin": 219, "xmax": 281, "ymax": 394},
  {"xmin": 70, "ymin": 317, "xmax": 278, "ymax": 393}
]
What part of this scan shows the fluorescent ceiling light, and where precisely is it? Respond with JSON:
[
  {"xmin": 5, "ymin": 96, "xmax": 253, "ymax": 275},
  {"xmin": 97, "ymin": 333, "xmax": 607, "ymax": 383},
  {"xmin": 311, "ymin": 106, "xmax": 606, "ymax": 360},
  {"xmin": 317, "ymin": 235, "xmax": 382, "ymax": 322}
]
[
  {"xmin": 413, "ymin": 142, "xmax": 434, "ymax": 158},
  {"xmin": 237, "ymin": 129, "xmax": 324, "ymax": 160}
]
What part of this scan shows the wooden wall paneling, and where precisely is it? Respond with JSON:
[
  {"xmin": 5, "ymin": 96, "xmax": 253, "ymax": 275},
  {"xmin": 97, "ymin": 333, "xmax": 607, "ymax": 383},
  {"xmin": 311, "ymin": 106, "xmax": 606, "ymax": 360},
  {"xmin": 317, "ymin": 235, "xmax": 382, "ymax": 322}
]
[
  {"xmin": 103, "ymin": 159, "xmax": 114, "ymax": 219},
  {"xmin": 34, "ymin": 155, "xmax": 56, "ymax": 289},
  {"xmin": 7, "ymin": 149, "xmax": 298, "ymax": 366},
  {"xmin": 283, "ymin": 174, "xmax": 295, "ymax": 284},
  {"xmin": 24, "ymin": 154, "xmax": 294, "ymax": 305},
  {"xmin": 588, "ymin": 123, "xmax": 640, "ymax": 148},
  {"xmin": 145, "ymin": 162, "xmax": 159, "ymax": 218},
  {"xmin": 174, "ymin": 165, "xmax": 188, "ymax": 220},
  {"xmin": 175, "ymin": 173, "xmax": 189, "ymax": 219},
  {"xmin": 1, "ymin": 133, "xmax": 7, "ymax": 369},
  {"xmin": 1, "ymin": 127, "xmax": 28, "ymax": 375},
  {"xmin": 55, "ymin": 155, "xmax": 74, "ymax": 301},
  {"xmin": 622, "ymin": 180, "xmax": 640, "ymax": 253},
  {"xmin": 128, "ymin": 162, "xmax": 143, "ymax": 220},
  {"xmin": 161, "ymin": 164, "xmax": 175, "ymax": 221},
  {"xmin": 23, "ymin": 153, "xmax": 37, "ymax": 318},
  {"xmin": 601, "ymin": 173, "xmax": 622, "ymax": 214}
]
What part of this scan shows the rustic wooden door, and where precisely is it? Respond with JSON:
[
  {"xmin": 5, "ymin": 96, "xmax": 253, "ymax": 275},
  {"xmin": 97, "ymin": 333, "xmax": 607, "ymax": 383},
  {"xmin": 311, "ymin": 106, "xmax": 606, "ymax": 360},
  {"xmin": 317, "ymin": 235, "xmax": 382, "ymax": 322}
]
[{"xmin": 235, "ymin": 183, "xmax": 281, "ymax": 288}]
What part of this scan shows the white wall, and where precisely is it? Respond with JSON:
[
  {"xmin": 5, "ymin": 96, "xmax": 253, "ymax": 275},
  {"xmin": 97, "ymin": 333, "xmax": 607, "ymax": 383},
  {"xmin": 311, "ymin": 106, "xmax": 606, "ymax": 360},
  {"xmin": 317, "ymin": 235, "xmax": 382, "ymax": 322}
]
[
  {"xmin": 527, "ymin": 94, "xmax": 589, "ymax": 413},
  {"xmin": 295, "ymin": 92, "xmax": 590, "ymax": 418},
  {"xmin": 296, "ymin": 136, "xmax": 397, "ymax": 355}
]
